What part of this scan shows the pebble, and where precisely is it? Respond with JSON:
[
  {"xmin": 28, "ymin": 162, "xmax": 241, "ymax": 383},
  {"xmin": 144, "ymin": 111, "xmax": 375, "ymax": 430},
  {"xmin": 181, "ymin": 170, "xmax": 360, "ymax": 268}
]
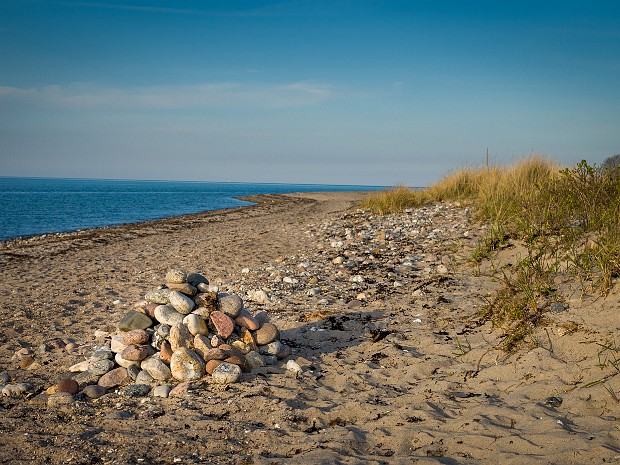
[
  {"xmin": 151, "ymin": 323, "xmax": 171, "ymax": 349},
  {"xmin": 169, "ymin": 382, "xmax": 190, "ymax": 398},
  {"xmin": 169, "ymin": 323, "xmax": 194, "ymax": 352},
  {"xmin": 122, "ymin": 329, "xmax": 150, "ymax": 346},
  {"xmin": 235, "ymin": 310, "xmax": 260, "ymax": 331},
  {"xmin": 255, "ymin": 323, "xmax": 279, "ymax": 345},
  {"xmin": 248, "ymin": 289, "xmax": 270, "ymax": 304},
  {"xmin": 544, "ymin": 396, "xmax": 563, "ymax": 408},
  {"xmin": 186, "ymin": 272, "xmax": 209, "ymax": 285},
  {"xmin": 202, "ymin": 348, "xmax": 227, "ymax": 362},
  {"xmin": 167, "ymin": 282, "xmax": 197, "ymax": 296},
  {"xmin": 18, "ymin": 356, "xmax": 35, "ymax": 369},
  {"xmin": 193, "ymin": 334, "xmax": 212, "ymax": 360},
  {"xmin": 121, "ymin": 344, "xmax": 149, "ymax": 361},
  {"xmin": 83, "ymin": 385, "xmax": 107, "ymax": 399},
  {"xmin": 2, "ymin": 383, "xmax": 32, "ymax": 397},
  {"xmin": 117, "ymin": 310, "xmax": 153, "ymax": 332},
  {"xmin": 166, "ymin": 269, "xmax": 187, "ymax": 284},
  {"xmin": 154, "ymin": 305, "xmax": 185, "ymax": 326},
  {"xmin": 153, "ymin": 385, "xmax": 171, "ymax": 398},
  {"xmin": 72, "ymin": 370, "xmax": 102, "ymax": 388},
  {"xmin": 160, "ymin": 342, "xmax": 173, "ymax": 364},
  {"xmin": 115, "ymin": 352, "xmax": 141, "ymax": 369},
  {"xmin": 145, "ymin": 288, "xmax": 171, "ymax": 304},
  {"xmin": 92, "ymin": 347, "xmax": 114, "ymax": 360},
  {"xmin": 141, "ymin": 357, "xmax": 172, "ymax": 380},
  {"xmin": 110, "ymin": 334, "xmax": 128, "ymax": 353},
  {"xmin": 210, "ymin": 311, "xmax": 235, "ymax": 339},
  {"xmin": 205, "ymin": 359, "xmax": 223, "ymax": 374},
  {"xmin": 286, "ymin": 360, "xmax": 303, "ymax": 376},
  {"xmin": 258, "ymin": 340, "xmax": 282, "ymax": 356},
  {"xmin": 437, "ymin": 265, "xmax": 449, "ymax": 274},
  {"xmin": 254, "ymin": 311, "xmax": 271, "ymax": 326},
  {"xmin": 245, "ymin": 351, "xmax": 266, "ymax": 369},
  {"xmin": 88, "ymin": 359, "xmax": 115, "ymax": 375},
  {"xmin": 551, "ymin": 303, "xmax": 567, "ymax": 313},
  {"xmin": 121, "ymin": 384, "xmax": 151, "ymax": 398},
  {"xmin": 183, "ymin": 313, "xmax": 208, "ymax": 336},
  {"xmin": 170, "ymin": 348, "xmax": 205, "ymax": 381},
  {"xmin": 98, "ymin": 367, "xmax": 129, "ymax": 388},
  {"xmin": 57, "ymin": 379, "xmax": 80, "ymax": 394},
  {"xmin": 211, "ymin": 362, "xmax": 242, "ymax": 384},
  {"xmin": 127, "ymin": 364, "xmax": 141, "ymax": 381},
  {"xmin": 196, "ymin": 282, "xmax": 212, "ymax": 293},
  {"xmin": 218, "ymin": 294, "xmax": 243, "ymax": 318},
  {"xmin": 135, "ymin": 370, "xmax": 156, "ymax": 386},
  {"xmin": 168, "ymin": 291, "xmax": 195, "ymax": 314}
]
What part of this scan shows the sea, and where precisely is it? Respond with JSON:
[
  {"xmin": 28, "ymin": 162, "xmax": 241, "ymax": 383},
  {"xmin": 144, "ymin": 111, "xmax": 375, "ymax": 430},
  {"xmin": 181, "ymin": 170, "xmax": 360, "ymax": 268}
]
[{"xmin": 0, "ymin": 177, "xmax": 387, "ymax": 242}]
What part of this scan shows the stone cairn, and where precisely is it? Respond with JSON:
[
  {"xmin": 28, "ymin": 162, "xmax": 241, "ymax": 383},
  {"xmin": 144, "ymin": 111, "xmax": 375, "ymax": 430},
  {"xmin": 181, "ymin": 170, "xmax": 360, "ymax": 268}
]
[{"xmin": 59, "ymin": 269, "xmax": 291, "ymax": 400}]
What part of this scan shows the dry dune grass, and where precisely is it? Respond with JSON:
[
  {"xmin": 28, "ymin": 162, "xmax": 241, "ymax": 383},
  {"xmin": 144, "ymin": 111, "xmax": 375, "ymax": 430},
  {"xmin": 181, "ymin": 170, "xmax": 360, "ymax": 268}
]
[{"xmin": 364, "ymin": 155, "xmax": 620, "ymax": 349}]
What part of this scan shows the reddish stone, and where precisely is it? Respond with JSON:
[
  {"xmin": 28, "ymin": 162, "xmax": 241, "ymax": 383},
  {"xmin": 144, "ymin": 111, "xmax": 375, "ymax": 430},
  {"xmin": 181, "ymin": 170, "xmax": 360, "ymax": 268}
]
[
  {"xmin": 145, "ymin": 302, "xmax": 159, "ymax": 319},
  {"xmin": 122, "ymin": 329, "xmax": 150, "ymax": 346},
  {"xmin": 202, "ymin": 348, "xmax": 227, "ymax": 362},
  {"xmin": 98, "ymin": 367, "xmax": 129, "ymax": 388},
  {"xmin": 235, "ymin": 309, "xmax": 260, "ymax": 331},
  {"xmin": 121, "ymin": 344, "xmax": 148, "ymax": 361},
  {"xmin": 169, "ymin": 382, "xmax": 190, "ymax": 398},
  {"xmin": 205, "ymin": 359, "xmax": 223, "ymax": 375},
  {"xmin": 57, "ymin": 379, "xmax": 79, "ymax": 395},
  {"xmin": 210, "ymin": 311, "xmax": 234, "ymax": 339}
]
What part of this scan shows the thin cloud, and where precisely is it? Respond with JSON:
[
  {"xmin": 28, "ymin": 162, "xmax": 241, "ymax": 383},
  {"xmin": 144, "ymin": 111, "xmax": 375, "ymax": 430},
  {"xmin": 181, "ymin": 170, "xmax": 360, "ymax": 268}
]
[
  {"xmin": 53, "ymin": 1, "xmax": 207, "ymax": 15},
  {"xmin": 0, "ymin": 81, "xmax": 335, "ymax": 110}
]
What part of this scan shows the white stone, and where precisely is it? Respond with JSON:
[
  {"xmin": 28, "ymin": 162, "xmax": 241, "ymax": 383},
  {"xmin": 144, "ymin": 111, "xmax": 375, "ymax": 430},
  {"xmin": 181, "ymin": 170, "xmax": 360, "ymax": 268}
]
[
  {"xmin": 110, "ymin": 334, "xmax": 127, "ymax": 353},
  {"xmin": 154, "ymin": 305, "xmax": 184, "ymax": 326},
  {"xmin": 183, "ymin": 314, "xmax": 208, "ymax": 336},
  {"xmin": 211, "ymin": 362, "xmax": 241, "ymax": 384},
  {"xmin": 286, "ymin": 360, "xmax": 302, "ymax": 376},
  {"xmin": 168, "ymin": 291, "xmax": 195, "ymax": 314},
  {"xmin": 115, "ymin": 352, "xmax": 140, "ymax": 369},
  {"xmin": 141, "ymin": 357, "xmax": 172, "ymax": 381}
]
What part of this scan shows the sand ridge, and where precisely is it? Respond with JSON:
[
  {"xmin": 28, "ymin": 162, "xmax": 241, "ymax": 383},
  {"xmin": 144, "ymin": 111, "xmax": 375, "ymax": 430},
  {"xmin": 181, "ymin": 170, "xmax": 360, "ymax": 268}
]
[{"xmin": 1, "ymin": 191, "xmax": 619, "ymax": 464}]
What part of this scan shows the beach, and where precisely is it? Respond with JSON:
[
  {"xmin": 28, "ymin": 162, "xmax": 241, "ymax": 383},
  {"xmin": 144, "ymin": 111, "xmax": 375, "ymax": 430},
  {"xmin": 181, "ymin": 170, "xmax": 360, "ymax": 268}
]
[{"xmin": 1, "ymin": 191, "xmax": 619, "ymax": 464}]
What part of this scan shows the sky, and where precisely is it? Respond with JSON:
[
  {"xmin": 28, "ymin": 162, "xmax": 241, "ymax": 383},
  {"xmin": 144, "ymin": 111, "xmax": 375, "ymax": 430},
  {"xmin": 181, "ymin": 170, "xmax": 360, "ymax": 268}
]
[{"xmin": 0, "ymin": 1, "xmax": 619, "ymax": 186}]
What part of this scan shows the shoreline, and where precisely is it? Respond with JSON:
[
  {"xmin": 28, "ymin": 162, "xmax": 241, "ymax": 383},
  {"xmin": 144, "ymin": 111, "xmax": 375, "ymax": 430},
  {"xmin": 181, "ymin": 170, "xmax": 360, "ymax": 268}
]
[
  {"xmin": 1, "ymin": 191, "xmax": 619, "ymax": 464},
  {"xmin": 0, "ymin": 193, "xmax": 291, "ymax": 246}
]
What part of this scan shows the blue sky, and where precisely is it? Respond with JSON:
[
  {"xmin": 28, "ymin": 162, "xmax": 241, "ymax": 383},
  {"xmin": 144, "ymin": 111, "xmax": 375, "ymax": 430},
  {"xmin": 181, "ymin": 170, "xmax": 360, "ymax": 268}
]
[{"xmin": 1, "ymin": 0, "xmax": 619, "ymax": 186}]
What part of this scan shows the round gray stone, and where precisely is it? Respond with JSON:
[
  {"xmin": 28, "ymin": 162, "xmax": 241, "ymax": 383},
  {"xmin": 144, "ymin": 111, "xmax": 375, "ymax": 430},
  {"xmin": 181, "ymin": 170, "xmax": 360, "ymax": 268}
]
[
  {"xmin": 211, "ymin": 362, "xmax": 241, "ymax": 384},
  {"xmin": 218, "ymin": 294, "xmax": 243, "ymax": 318}
]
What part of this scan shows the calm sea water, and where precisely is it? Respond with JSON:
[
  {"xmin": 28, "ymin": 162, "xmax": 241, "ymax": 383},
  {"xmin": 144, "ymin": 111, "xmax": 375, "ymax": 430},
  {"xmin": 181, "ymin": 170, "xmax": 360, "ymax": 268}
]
[{"xmin": 0, "ymin": 177, "xmax": 387, "ymax": 241}]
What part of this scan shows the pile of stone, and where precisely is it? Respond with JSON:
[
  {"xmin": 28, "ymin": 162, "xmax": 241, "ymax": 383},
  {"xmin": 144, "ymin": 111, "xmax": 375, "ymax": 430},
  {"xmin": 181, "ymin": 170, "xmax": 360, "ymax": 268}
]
[{"xmin": 63, "ymin": 269, "xmax": 291, "ymax": 399}]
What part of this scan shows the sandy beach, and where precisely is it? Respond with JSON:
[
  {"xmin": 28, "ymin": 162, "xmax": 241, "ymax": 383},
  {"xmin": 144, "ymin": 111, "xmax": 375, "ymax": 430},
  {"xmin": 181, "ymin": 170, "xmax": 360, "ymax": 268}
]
[{"xmin": 1, "ymin": 191, "xmax": 619, "ymax": 465}]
